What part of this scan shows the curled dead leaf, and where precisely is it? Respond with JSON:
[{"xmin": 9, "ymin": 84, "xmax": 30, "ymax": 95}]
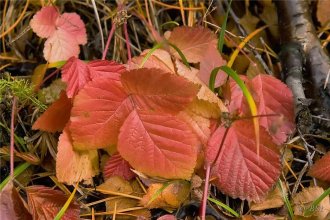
[{"xmin": 141, "ymin": 181, "xmax": 190, "ymax": 209}]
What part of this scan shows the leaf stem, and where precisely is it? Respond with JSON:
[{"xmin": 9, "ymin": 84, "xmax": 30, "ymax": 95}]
[
  {"xmin": 10, "ymin": 97, "xmax": 17, "ymax": 178},
  {"xmin": 102, "ymin": 23, "xmax": 116, "ymax": 60},
  {"xmin": 200, "ymin": 162, "xmax": 211, "ymax": 220},
  {"xmin": 124, "ymin": 22, "xmax": 131, "ymax": 62}
]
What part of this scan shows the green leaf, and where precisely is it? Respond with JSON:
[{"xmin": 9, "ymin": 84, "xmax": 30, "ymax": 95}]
[
  {"xmin": 139, "ymin": 42, "xmax": 163, "ymax": 68},
  {"xmin": 54, "ymin": 183, "xmax": 79, "ymax": 220},
  {"xmin": 168, "ymin": 42, "xmax": 190, "ymax": 69},
  {"xmin": 217, "ymin": 0, "xmax": 232, "ymax": 54},
  {"xmin": 147, "ymin": 181, "xmax": 172, "ymax": 206},
  {"xmin": 208, "ymin": 197, "xmax": 240, "ymax": 217},
  {"xmin": 277, "ymin": 179, "xmax": 294, "ymax": 219},
  {"xmin": 0, "ymin": 162, "xmax": 30, "ymax": 191},
  {"xmin": 304, "ymin": 187, "xmax": 330, "ymax": 216}
]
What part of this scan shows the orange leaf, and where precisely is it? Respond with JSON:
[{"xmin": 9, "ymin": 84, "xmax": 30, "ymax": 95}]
[
  {"xmin": 175, "ymin": 60, "xmax": 227, "ymax": 115},
  {"xmin": 118, "ymin": 109, "xmax": 198, "ymax": 179},
  {"xmin": 168, "ymin": 26, "xmax": 217, "ymax": 63},
  {"xmin": 70, "ymin": 78, "xmax": 133, "ymax": 150},
  {"xmin": 56, "ymin": 126, "xmax": 99, "ymax": 184},
  {"xmin": 178, "ymin": 107, "xmax": 211, "ymax": 145},
  {"xmin": 70, "ymin": 68, "xmax": 199, "ymax": 179},
  {"xmin": 121, "ymin": 68, "xmax": 199, "ymax": 114},
  {"xmin": 97, "ymin": 176, "xmax": 133, "ymax": 194},
  {"xmin": 140, "ymin": 181, "xmax": 190, "ymax": 209},
  {"xmin": 32, "ymin": 91, "xmax": 72, "ymax": 132},
  {"xmin": 309, "ymin": 153, "xmax": 330, "ymax": 182}
]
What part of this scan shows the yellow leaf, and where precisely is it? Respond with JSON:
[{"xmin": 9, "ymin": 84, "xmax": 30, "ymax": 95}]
[{"xmin": 141, "ymin": 181, "xmax": 190, "ymax": 209}]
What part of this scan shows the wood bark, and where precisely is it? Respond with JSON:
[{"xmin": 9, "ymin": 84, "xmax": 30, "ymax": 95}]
[{"xmin": 276, "ymin": 0, "xmax": 330, "ymax": 130}]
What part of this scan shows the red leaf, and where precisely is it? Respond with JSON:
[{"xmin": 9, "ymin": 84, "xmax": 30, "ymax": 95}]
[
  {"xmin": 223, "ymin": 76, "xmax": 249, "ymax": 114},
  {"xmin": 88, "ymin": 60, "xmax": 126, "ymax": 80},
  {"xmin": 30, "ymin": 6, "xmax": 87, "ymax": 62},
  {"xmin": 70, "ymin": 68, "xmax": 200, "ymax": 179},
  {"xmin": 309, "ymin": 153, "xmax": 330, "ymax": 182},
  {"xmin": 121, "ymin": 68, "xmax": 199, "ymax": 114},
  {"xmin": 206, "ymin": 120, "xmax": 281, "ymax": 201},
  {"xmin": 70, "ymin": 77, "xmax": 133, "ymax": 150},
  {"xmin": 199, "ymin": 45, "xmax": 227, "ymax": 87},
  {"xmin": 26, "ymin": 186, "xmax": 79, "ymax": 220},
  {"xmin": 103, "ymin": 153, "xmax": 136, "ymax": 181},
  {"xmin": 62, "ymin": 57, "xmax": 91, "ymax": 98},
  {"xmin": 118, "ymin": 109, "xmax": 198, "ymax": 179},
  {"xmin": 56, "ymin": 126, "xmax": 99, "ymax": 184},
  {"xmin": 0, "ymin": 181, "xmax": 32, "ymax": 220},
  {"xmin": 225, "ymin": 74, "xmax": 295, "ymax": 144},
  {"xmin": 61, "ymin": 57, "xmax": 125, "ymax": 98},
  {"xmin": 32, "ymin": 91, "xmax": 72, "ymax": 132},
  {"xmin": 168, "ymin": 26, "xmax": 217, "ymax": 63},
  {"xmin": 250, "ymin": 75, "xmax": 295, "ymax": 144}
]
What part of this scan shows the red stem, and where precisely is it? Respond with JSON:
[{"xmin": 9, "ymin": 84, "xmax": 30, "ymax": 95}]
[
  {"xmin": 10, "ymin": 97, "xmax": 17, "ymax": 178},
  {"xmin": 102, "ymin": 24, "xmax": 116, "ymax": 60},
  {"xmin": 131, "ymin": 12, "xmax": 163, "ymax": 43},
  {"xmin": 199, "ymin": 127, "xmax": 230, "ymax": 219},
  {"xmin": 123, "ymin": 22, "xmax": 131, "ymax": 62},
  {"xmin": 200, "ymin": 162, "xmax": 211, "ymax": 220}
]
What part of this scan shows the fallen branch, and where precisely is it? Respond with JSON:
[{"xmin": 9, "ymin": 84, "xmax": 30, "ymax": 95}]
[{"xmin": 276, "ymin": 0, "xmax": 330, "ymax": 129}]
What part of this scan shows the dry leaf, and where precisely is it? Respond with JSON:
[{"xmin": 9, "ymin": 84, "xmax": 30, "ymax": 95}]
[
  {"xmin": 168, "ymin": 26, "xmax": 217, "ymax": 63},
  {"xmin": 175, "ymin": 60, "xmax": 227, "ymax": 114},
  {"xmin": 317, "ymin": 0, "xmax": 330, "ymax": 26},
  {"xmin": 56, "ymin": 125, "xmax": 99, "ymax": 184},
  {"xmin": 292, "ymin": 186, "xmax": 330, "ymax": 220},
  {"xmin": 98, "ymin": 176, "xmax": 133, "ymax": 195},
  {"xmin": 140, "ymin": 181, "xmax": 190, "ymax": 209},
  {"xmin": 250, "ymin": 187, "xmax": 284, "ymax": 211},
  {"xmin": 129, "ymin": 49, "xmax": 175, "ymax": 73},
  {"xmin": 26, "ymin": 186, "xmax": 79, "ymax": 220},
  {"xmin": 106, "ymin": 197, "xmax": 138, "ymax": 212}
]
